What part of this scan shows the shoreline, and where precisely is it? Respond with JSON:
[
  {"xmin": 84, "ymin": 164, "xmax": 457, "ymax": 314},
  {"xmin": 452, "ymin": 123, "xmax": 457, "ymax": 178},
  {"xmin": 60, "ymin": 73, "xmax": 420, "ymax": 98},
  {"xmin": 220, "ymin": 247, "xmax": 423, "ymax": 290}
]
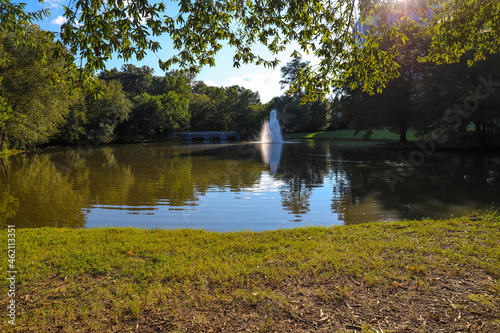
[
  {"xmin": 0, "ymin": 149, "xmax": 25, "ymax": 157},
  {"xmin": 3, "ymin": 131, "xmax": 499, "ymax": 156},
  {"xmin": 2, "ymin": 213, "xmax": 499, "ymax": 332},
  {"xmin": 284, "ymin": 130, "xmax": 500, "ymax": 151}
]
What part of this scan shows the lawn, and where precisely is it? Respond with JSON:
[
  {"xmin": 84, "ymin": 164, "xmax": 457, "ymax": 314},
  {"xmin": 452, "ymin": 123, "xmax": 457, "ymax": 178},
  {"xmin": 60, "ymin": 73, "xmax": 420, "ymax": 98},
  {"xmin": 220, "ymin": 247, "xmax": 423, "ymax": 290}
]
[
  {"xmin": 284, "ymin": 129, "xmax": 417, "ymax": 141},
  {"xmin": 1, "ymin": 212, "xmax": 499, "ymax": 332}
]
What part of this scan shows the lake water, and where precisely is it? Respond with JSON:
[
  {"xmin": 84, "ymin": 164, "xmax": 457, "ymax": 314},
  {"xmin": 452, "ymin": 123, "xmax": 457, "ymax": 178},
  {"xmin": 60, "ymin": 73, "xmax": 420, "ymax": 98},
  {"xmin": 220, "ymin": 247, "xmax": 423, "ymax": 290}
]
[{"xmin": 1, "ymin": 141, "xmax": 499, "ymax": 231}]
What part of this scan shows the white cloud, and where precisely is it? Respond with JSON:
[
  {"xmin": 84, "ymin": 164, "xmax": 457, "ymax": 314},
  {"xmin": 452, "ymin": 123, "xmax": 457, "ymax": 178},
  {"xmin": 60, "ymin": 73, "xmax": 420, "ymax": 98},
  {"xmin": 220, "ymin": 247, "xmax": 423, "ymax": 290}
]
[
  {"xmin": 226, "ymin": 71, "xmax": 283, "ymax": 103},
  {"xmin": 201, "ymin": 76, "xmax": 283, "ymax": 103},
  {"xmin": 51, "ymin": 15, "xmax": 67, "ymax": 25},
  {"xmin": 46, "ymin": 0, "xmax": 62, "ymax": 9},
  {"xmin": 194, "ymin": 42, "xmax": 322, "ymax": 103},
  {"xmin": 203, "ymin": 80, "xmax": 221, "ymax": 87}
]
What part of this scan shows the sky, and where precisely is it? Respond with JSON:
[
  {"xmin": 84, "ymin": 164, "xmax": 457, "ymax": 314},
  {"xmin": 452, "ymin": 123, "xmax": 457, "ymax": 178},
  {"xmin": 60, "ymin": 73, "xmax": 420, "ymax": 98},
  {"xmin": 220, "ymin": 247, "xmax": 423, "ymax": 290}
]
[{"xmin": 26, "ymin": 0, "xmax": 318, "ymax": 103}]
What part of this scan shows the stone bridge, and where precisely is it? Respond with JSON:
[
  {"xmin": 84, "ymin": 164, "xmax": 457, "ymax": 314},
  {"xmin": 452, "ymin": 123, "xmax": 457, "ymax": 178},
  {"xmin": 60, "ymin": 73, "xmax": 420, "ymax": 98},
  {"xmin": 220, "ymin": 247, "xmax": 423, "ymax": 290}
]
[{"xmin": 178, "ymin": 131, "xmax": 242, "ymax": 141}]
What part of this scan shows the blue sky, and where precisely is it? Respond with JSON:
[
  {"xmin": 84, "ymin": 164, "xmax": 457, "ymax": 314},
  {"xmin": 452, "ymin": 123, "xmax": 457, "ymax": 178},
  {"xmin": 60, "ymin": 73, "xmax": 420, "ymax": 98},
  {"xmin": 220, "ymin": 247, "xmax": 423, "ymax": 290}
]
[{"xmin": 26, "ymin": 0, "xmax": 317, "ymax": 103}]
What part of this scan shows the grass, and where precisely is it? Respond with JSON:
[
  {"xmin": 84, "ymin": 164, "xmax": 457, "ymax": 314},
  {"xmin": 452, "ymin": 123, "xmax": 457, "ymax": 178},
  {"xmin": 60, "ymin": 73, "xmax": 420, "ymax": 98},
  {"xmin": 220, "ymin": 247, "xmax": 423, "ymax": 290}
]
[
  {"xmin": 1, "ymin": 212, "xmax": 499, "ymax": 332},
  {"xmin": 0, "ymin": 149, "xmax": 24, "ymax": 157},
  {"xmin": 284, "ymin": 129, "xmax": 417, "ymax": 141}
]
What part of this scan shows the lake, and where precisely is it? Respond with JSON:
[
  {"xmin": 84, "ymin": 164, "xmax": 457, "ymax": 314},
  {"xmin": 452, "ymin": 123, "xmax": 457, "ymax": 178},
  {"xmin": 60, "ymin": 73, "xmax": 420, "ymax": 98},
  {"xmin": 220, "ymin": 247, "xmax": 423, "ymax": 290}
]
[{"xmin": 1, "ymin": 141, "xmax": 498, "ymax": 231}]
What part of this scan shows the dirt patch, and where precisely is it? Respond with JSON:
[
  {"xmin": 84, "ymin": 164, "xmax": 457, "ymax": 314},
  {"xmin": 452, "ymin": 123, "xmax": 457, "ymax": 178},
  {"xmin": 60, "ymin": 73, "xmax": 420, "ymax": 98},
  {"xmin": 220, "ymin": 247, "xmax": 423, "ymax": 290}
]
[{"xmin": 104, "ymin": 270, "xmax": 498, "ymax": 333}]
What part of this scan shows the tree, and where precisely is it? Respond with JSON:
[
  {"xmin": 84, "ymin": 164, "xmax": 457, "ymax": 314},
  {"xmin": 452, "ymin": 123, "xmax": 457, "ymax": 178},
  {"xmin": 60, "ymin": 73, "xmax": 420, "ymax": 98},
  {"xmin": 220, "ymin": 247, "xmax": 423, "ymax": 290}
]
[
  {"xmin": 160, "ymin": 90, "xmax": 190, "ymax": 134},
  {"xmin": 412, "ymin": 52, "xmax": 500, "ymax": 147},
  {"xmin": 0, "ymin": 2, "xmax": 49, "ymax": 50},
  {"xmin": 219, "ymin": 85, "xmax": 262, "ymax": 133},
  {"xmin": 131, "ymin": 94, "xmax": 163, "ymax": 137},
  {"xmin": 424, "ymin": 0, "xmax": 500, "ymax": 66},
  {"xmin": 84, "ymin": 80, "xmax": 132, "ymax": 143},
  {"xmin": 337, "ymin": 14, "xmax": 432, "ymax": 142},
  {"xmin": 188, "ymin": 82, "xmax": 264, "ymax": 134},
  {"xmin": 147, "ymin": 70, "xmax": 193, "ymax": 97},
  {"xmin": 279, "ymin": 57, "xmax": 310, "ymax": 98},
  {"xmin": 341, "ymin": 77, "xmax": 414, "ymax": 142},
  {"xmin": 131, "ymin": 91, "xmax": 189, "ymax": 137},
  {"xmin": 99, "ymin": 64, "xmax": 154, "ymax": 97},
  {"xmin": 0, "ymin": 26, "xmax": 72, "ymax": 149},
  {"xmin": 188, "ymin": 84, "xmax": 217, "ymax": 132},
  {"xmin": 4, "ymin": 1, "xmax": 497, "ymax": 101},
  {"xmin": 272, "ymin": 58, "xmax": 331, "ymax": 133},
  {"xmin": 0, "ymin": 94, "xmax": 12, "ymax": 152},
  {"xmin": 54, "ymin": 88, "xmax": 87, "ymax": 144},
  {"xmin": 119, "ymin": 70, "xmax": 191, "ymax": 138}
]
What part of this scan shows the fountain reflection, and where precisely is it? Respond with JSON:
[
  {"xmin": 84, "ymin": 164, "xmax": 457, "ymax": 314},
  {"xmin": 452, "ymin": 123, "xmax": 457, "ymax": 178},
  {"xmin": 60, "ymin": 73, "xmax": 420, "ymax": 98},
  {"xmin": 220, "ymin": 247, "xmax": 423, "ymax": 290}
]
[{"xmin": 259, "ymin": 142, "xmax": 283, "ymax": 173}]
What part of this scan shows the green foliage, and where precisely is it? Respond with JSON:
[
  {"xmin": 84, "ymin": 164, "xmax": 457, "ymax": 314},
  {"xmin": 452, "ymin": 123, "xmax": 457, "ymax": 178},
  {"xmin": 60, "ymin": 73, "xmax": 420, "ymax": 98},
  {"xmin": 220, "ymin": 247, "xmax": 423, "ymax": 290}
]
[
  {"xmin": 340, "ymin": 77, "xmax": 413, "ymax": 142},
  {"xmin": 2, "ymin": 1, "xmax": 499, "ymax": 103},
  {"xmin": 55, "ymin": 88, "xmax": 87, "ymax": 144},
  {"xmin": 0, "ymin": 2, "xmax": 496, "ymax": 147},
  {"xmin": 279, "ymin": 57, "xmax": 310, "ymax": 98},
  {"xmin": 131, "ymin": 93, "xmax": 164, "ymax": 136},
  {"xmin": 160, "ymin": 90, "xmax": 190, "ymax": 133},
  {"xmin": 271, "ymin": 58, "xmax": 331, "ymax": 133},
  {"xmin": 99, "ymin": 64, "xmax": 154, "ymax": 97},
  {"xmin": 412, "ymin": 52, "xmax": 500, "ymax": 145},
  {"xmin": 60, "ymin": 0, "xmax": 166, "ymax": 74},
  {"xmin": 131, "ymin": 91, "xmax": 189, "ymax": 137},
  {"xmin": 115, "ymin": 69, "xmax": 191, "ymax": 138},
  {"xmin": 424, "ymin": 0, "xmax": 500, "ymax": 65},
  {"xmin": 0, "ymin": 95, "xmax": 12, "ymax": 128},
  {"xmin": 337, "ymin": 18, "xmax": 432, "ymax": 142},
  {"xmin": 0, "ymin": 26, "xmax": 72, "ymax": 149},
  {"xmin": 270, "ymin": 96, "xmax": 310, "ymax": 133},
  {"xmin": 188, "ymin": 82, "xmax": 265, "ymax": 134},
  {"xmin": 188, "ymin": 87, "xmax": 217, "ymax": 132},
  {"xmin": 84, "ymin": 80, "xmax": 132, "ymax": 143},
  {"xmin": 0, "ymin": 2, "xmax": 50, "ymax": 44}
]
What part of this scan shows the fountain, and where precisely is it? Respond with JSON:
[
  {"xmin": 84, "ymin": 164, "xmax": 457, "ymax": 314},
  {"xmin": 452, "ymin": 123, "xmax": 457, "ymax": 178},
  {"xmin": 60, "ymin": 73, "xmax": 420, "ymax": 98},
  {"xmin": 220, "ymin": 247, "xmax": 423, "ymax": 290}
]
[
  {"xmin": 260, "ymin": 109, "xmax": 282, "ymax": 143},
  {"xmin": 259, "ymin": 110, "xmax": 283, "ymax": 173}
]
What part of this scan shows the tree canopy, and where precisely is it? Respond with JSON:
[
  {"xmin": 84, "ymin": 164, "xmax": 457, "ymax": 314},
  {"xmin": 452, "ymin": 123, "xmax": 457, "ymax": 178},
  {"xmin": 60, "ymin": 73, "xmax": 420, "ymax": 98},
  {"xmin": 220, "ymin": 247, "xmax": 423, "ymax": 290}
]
[
  {"xmin": 2, "ymin": 0, "xmax": 498, "ymax": 100},
  {"xmin": 0, "ymin": 1, "xmax": 499, "ymax": 151},
  {"xmin": 0, "ymin": 26, "xmax": 73, "ymax": 149}
]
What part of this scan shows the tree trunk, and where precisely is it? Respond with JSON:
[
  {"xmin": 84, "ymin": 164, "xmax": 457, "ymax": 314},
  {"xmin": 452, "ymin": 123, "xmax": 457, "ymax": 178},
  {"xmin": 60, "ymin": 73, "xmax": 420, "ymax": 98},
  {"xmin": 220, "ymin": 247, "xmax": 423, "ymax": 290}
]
[
  {"xmin": 474, "ymin": 121, "xmax": 482, "ymax": 135},
  {"xmin": 0, "ymin": 131, "xmax": 5, "ymax": 152},
  {"xmin": 399, "ymin": 126, "xmax": 408, "ymax": 143},
  {"xmin": 480, "ymin": 123, "xmax": 486, "ymax": 148}
]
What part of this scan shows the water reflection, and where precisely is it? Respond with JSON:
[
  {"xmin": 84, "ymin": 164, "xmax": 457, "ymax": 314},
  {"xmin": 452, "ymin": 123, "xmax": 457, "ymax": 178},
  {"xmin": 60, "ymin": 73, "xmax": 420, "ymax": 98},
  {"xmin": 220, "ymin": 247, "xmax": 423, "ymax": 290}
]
[
  {"xmin": 0, "ymin": 154, "xmax": 88, "ymax": 228},
  {"xmin": 259, "ymin": 143, "xmax": 283, "ymax": 173},
  {"xmin": 1, "ymin": 141, "xmax": 499, "ymax": 230}
]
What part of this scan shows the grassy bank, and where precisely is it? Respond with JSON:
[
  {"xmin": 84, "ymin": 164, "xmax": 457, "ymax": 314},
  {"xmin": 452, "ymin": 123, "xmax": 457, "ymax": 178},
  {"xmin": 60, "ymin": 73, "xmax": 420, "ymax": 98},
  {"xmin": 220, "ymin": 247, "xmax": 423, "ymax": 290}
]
[
  {"xmin": 0, "ymin": 149, "xmax": 24, "ymax": 157},
  {"xmin": 2, "ymin": 213, "xmax": 499, "ymax": 332},
  {"xmin": 284, "ymin": 129, "xmax": 416, "ymax": 142}
]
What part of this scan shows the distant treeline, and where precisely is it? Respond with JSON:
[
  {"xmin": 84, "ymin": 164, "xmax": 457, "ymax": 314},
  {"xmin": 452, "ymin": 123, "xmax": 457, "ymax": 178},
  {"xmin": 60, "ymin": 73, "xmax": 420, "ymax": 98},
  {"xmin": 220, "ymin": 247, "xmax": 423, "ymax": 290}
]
[
  {"xmin": 2, "ymin": 24, "xmax": 499, "ymax": 152},
  {"xmin": 0, "ymin": 26, "xmax": 333, "ymax": 151}
]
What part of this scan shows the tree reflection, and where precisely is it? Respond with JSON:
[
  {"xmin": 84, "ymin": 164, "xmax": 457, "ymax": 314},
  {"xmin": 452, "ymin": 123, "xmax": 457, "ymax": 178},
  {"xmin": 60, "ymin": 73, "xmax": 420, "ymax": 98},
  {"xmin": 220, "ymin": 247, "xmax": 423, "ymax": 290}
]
[
  {"xmin": 271, "ymin": 141, "xmax": 330, "ymax": 218},
  {"xmin": 0, "ymin": 191, "xmax": 19, "ymax": 227},
  {"xmin": 3, "ymin": 141, "xmax": 498, "ymax": 228},
  {"xmin": 280, "ymin": 177, "xmax": 312, "ymax": 216},
  {"xmin": 327, "ymin": 144, "xmax": 500, "ymax": 224},
  {"xmin": 2, "ymin": 154, "xmax": 88, "ymax": 228},
  {"xmin": 3, "ymin": 144, "xmax": 266, "ymax": 228}
]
